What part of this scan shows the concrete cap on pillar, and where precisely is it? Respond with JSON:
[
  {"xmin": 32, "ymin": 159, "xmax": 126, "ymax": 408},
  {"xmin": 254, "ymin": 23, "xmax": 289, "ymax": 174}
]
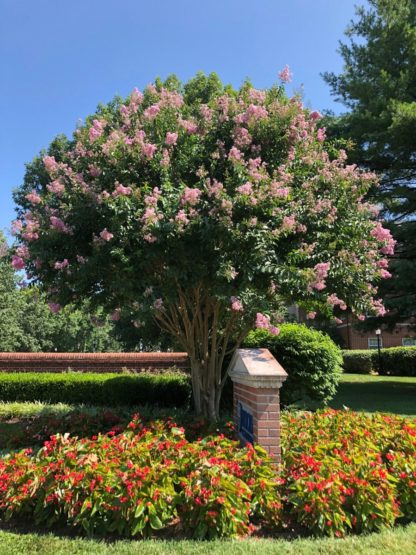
[{"xmin": 228, "ymin": 348, "xmax": 288, "ymax": 388}]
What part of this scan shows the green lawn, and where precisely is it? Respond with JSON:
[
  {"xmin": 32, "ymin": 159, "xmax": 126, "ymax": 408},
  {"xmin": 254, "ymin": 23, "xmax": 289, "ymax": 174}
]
[
  {"xmin": 0, "ymin": 524, "xmax": 415, "ymax": 555},
  {"xmin": 330, "ymin": 374, "xmax": 416, "ymax": 416}
]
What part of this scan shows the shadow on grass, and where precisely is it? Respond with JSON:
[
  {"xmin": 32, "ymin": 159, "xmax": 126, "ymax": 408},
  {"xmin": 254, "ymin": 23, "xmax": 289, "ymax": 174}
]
[{"xmin": 330, "ymin": 379, "xmax": 416, "ymax": 415}]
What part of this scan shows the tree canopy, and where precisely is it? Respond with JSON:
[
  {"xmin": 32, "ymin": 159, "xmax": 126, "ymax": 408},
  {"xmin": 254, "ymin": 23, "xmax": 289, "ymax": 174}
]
[
  {"xmin": 323, "ymin": 0, "xmax": 416, "ymax": 324},
  {"xmin": 12, "ymin": 72, "xmax": 394, "ymax": 418}
]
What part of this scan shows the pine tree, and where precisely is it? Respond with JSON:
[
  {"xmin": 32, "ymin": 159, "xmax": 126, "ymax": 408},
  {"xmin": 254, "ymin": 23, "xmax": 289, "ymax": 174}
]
[{"xmin": 324, "ymin": 0, "xmax": 416, "ymax": 323}]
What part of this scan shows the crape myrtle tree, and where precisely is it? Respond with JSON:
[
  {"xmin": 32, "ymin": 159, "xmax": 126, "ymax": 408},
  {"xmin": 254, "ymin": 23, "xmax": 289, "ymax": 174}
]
[{"xmin": 12, "ymin": 71, "xmax": 395, "ymax": 419}]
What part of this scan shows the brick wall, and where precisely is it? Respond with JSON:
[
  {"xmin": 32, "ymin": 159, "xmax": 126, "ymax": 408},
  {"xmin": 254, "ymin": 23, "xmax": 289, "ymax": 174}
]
[{"xmin": 0, "ymin": 352, "xmax": 190, "ymax": 373}]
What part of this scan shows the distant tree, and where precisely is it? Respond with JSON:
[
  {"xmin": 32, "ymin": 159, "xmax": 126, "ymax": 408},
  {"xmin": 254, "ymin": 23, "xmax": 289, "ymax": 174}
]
[
  {"xmin": 15, "ymin": 289, "xmax": 121, "ymax": 353},
  {"xmin": 15, "ymin": 287, "xmax": 57, "ymax": 352},
  {"xmin": 0, "ymin": 233, "xmax": 22, "ymax": 351},
  {"xmin": 323, "ymin": 0, "xmax": 416, "ymax": 324},
  {"xmin": 12, "ymin": 72, "xmax": 393, "ymax": 419},
  {"xmin": 53, "ymin": 303, "xmax": 121, "ymax": 353}
]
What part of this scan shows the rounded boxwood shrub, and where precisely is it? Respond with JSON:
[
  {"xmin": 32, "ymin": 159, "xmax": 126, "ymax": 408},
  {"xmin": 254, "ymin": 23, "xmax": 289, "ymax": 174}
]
[{"xmin": 243, "ymin": 324, "xmax": 343, "ymax": 407}]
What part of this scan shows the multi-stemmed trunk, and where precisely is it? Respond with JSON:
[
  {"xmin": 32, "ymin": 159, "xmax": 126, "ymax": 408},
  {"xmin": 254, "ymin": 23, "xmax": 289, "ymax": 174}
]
[{"xmin": 155, "ymin": 284, "xmax": 249, "ymax": 421}]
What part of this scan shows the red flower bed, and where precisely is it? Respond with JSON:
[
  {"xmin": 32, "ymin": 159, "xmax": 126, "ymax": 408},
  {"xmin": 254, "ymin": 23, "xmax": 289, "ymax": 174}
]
[
  {"xmin": 0, "ymin": 410, "xmax": 126, "ymax": 450},
  {"xmin": 0, "ymin": 416, "xmax": 282, "ymax": 538},
  {"xmin": 0, "ymin": 410, "xmax": 415, "ymax": 539},
  {"xmin": 282, "ymin": 410, "xmax": 416, "ymax": 536}
]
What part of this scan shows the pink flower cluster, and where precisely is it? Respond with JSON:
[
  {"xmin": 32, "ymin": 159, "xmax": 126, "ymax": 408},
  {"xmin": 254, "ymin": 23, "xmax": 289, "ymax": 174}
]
[
  {"xmin": 278, "ymin": 64, "xmax": 293, "ymax": 83},
  {"xmin": 165, "ymin": 132, "xmax": 178, "ymax": 146},
  {"xmin": 270, "ymin": 184, "xmax": 290, "ymax": 199},
  {"xmin": 281, "ymin": 215, "xmax": 296, "ymax": 232},
  {"xmin": 26, "ymin": 190, "xmax": 42, "ymax": 205},
  {"xmin": 144, "ymin": 187, "xmax": 161, "ymax": 206},
  {"xmin": 181, "ymin": 187, "xmax": 201, "ymax": 206},
  {"xmin": 54, "ymin": 259, "xmax": 69, "ymax": 271},
  {"xmin": 179, "ymin": 119, "xmax": 198, "ymax": 134},
  {"xmin": 21, "ymin": 216, "xmax": 40, "ymax": 242},
  {"xmin": 238, "ymin": 104, "xmax": 268, "ymax": 124},
  {"xmin": 43, "ymin": 156, "xmax": 59, "ymax": 175},
  {"xmin": 143, "ymin": 104, "xmax": 161, "ymax": 120},
  {"xmin": 255, "ymin": 313, "xmax": 280, "ymax": 336},
  {"xmin": 327, "ymin": 294, "xmax": 347, "ymax": 311},
  {"xmin": 11, "ymin": 255, "xmax": 25, "ymax": 270},
  {"xmin": 89, "ymin": 119, "xmax": 106, "ymax": 143},
  {"xmin": 113, "ymin": 183, "xmax": 132, "ymax": 197},
  {"xmin": 16, "ymin": 245, "xmax": 29, "ymax": 260},
  {"xmin": 233, "ymin": 127, "xmax": 252, "ymax": 148},
  {"xmin": 200, "ymin": 104, "xmax": 213, "ymax": 122},
  {"xmin": 205, "ymin": 179, "xmax": 223, "ymax": 199},
  {"xmin": 100, "ymin": 228, "xmax": 114, "ymax": 242},
  {"xmin": 50, "ymin": 216, "xmax": 72, "ymax": 234},
  {"xmin": 370, "ymin": 222, "xmax": 396, "ymax": 255},
  {"xmin": 311, "ymin": 262, "xmax": 330, "ymax": 291},
  {"xmin": 228, "ymin": 147, "xmax": 243, "ymax": 164},
  {"xmin": 230, "ymin": 296, "xmax": 243, "ymax": 312},
  {"xmin": 175, "ymin": 210, "xmax": 189, "ymax": 227},
  {"xmin": 48, "ymin": 302, "xmax": 61, "ymax": 314},
  {"xmin": 372, "ymin": 298, "xmax": 387, "ymax": 317},
  {"xmin": 142, "ymin": 142, "xmax": 157, "ymax": 159},
  {"xmin": 317, "ymin": 128, "xmax": 326, "ymax": 142},
  {"xmin": 47, "ymin": 180, "xmax": 65, "ymax": 196},
  {"xmin": 237, "ymin": 182, "xmax": 253, "ymax": 195}
]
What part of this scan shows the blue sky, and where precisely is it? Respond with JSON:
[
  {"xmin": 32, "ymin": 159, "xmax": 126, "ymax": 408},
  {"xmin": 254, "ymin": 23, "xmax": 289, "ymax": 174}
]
[{"xmin": 0, "ymin": 0, "xmax": 362, "ymax": 239}]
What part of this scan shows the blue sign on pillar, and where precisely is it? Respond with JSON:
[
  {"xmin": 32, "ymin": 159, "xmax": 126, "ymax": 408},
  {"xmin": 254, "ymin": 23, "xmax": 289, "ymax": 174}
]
[{"xmin": 238, "ymin": 402, "xmax": 254, "ymax": 444}]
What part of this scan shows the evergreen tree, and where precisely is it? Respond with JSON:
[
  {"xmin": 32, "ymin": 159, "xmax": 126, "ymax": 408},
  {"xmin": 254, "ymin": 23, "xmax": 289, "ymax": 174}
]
[
  {"xmin": 324, "ymin": 0, "xmax": 416, "ymax": 323},
  {"xmin": 0, "ymin": 233, "xmax": 23, "ymax": 351}
]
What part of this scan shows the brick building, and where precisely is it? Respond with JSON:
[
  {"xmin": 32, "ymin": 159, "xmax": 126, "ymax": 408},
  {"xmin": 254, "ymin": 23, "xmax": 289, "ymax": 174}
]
[
  {"xmin": 288, "ymin": 305, "xmax": 416, "ymax": 350},
  {"xmin": 334, "ymin": 315, "xmax": 416, "ymax": 350}
]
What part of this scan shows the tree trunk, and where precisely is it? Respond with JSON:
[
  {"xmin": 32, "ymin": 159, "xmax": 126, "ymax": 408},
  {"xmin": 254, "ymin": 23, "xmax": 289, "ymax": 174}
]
[
  {"xmin": 154, "ymin": 285, "xmax": 250, "ymax": 422},
  {"xmin": 189, "ymin": 358, "xmax": 222, "ymax": 420}
]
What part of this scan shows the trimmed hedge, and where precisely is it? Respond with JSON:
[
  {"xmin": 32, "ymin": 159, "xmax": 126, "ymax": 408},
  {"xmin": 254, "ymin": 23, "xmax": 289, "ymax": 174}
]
[
  {"xmin": 342, "ymin": 346, "xmax": 416, "ymax": 376},
  {"xmin": 243, "ymin": 324, "xmax": 343, "ymax": 407},
  {"xmin": 0, "ymin": 372, "xmax": 191, "ymax": 407},
  {"xmin": 342, "ymin": 350, "xmax": 375, "ymax": 374},
  {"xmin": 379, "ymin": 346, "xmax": 416, "ymax": 377}
]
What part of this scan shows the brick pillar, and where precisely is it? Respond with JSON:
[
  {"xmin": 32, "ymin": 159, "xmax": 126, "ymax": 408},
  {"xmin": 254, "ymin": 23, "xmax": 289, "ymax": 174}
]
[{"xmin": 229, "ymin": 349, "xmax": 287, "ymax": 462}]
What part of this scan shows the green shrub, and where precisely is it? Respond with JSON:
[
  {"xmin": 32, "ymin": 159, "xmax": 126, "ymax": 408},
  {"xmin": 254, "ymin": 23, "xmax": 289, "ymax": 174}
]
[
  {"xmin": 342, "ymin": 350, "xmax": 375, "ymax": 374},
  {"xmin": 341, "ymin": 346, "xmax": 416, "ymax": 376},
  {"xmin": 243, "ymin": 324, "xmax": 343, "ymax": 407},
  {"xmin": 379, "ymin": 346, "xmax": 416, "ymax": 377},
  {"xmin": 0, "ymin": 372, "xmax": 191, "ymax": 407}
]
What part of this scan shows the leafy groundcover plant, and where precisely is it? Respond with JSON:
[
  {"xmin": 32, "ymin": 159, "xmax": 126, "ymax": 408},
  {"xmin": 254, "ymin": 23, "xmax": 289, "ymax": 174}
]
[{"xmin": 0, "ymin": 410, "xmax": 415, "ymax": 539}]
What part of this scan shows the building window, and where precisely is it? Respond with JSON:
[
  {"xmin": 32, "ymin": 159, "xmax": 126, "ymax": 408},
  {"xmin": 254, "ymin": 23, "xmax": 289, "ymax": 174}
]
[
  {"xmin": 402, "ymin": 338, "xmax": 416, "ymax": 347},
  {"xmin": 368, "ymin": 337, "xmax": 382, "ymax": 349}
]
